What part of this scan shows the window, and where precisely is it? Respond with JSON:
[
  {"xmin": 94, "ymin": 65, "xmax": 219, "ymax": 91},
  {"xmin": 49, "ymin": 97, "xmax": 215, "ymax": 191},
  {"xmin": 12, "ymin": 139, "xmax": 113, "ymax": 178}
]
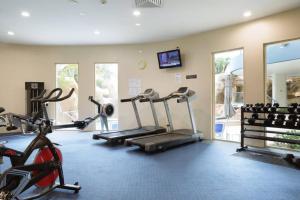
[
  {"xmin": 55, "ymin": 64, "xmax": 79, "ymax": 125},
  {"xmin": 214, "ymin": 49, "xmax": 244, "ymax": 142},
  {"xmin": 265, "ymin": 39, "xmax": 300, "ymax": 150},
  {"xmin": 95, "ymin": 64, "xmax": 118, "ymax": 130}
]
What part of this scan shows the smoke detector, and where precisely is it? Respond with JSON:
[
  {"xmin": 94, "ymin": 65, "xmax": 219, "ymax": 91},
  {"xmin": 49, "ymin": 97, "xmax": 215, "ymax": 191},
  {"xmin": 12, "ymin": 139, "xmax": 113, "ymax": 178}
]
[{"xmin": 134, "ymin": 0, "xmax": 163, "ymax": 8}]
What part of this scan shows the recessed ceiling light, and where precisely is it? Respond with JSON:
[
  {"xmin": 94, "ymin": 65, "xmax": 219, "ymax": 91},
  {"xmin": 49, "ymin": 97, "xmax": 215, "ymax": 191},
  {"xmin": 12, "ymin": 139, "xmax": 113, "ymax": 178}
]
[
  {"xmin": 79, "ymin": 12, "xmax": 86, "ymax": 16},
  {"xmin": 243, "ymin": 11, "xmax": 252, "ymax": 17},
  {"xmin": 135, "ymin": 23, "xmax": 141, "ymax": 26},
  {"xmin": 21, "ymin": 11, "xmax": 31, "ymax": 17},
  {"xmin": 133, "ymin": 10, "xmax": 141, "ymax": 16},
  {"xmin": 7, "ymin": 31, "xmax": 15, "ymax": 36},
  {"xmin": 94, "ymin": 30, "xmax": 100, "ymax": 35}
]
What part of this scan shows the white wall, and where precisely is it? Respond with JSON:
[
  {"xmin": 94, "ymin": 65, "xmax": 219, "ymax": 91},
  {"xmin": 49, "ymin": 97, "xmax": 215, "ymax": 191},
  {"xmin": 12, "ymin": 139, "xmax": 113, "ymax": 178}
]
[{"xmin": 1, "ymin": 8, "xmax": 300, "ymax": 141}]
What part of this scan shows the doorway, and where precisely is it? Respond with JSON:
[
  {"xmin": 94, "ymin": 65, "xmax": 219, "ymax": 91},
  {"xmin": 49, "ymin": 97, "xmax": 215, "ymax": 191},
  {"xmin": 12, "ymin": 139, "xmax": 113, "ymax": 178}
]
[
  {"xmin": 55, "ymin": 64, "xmax": 79, "ymax": 125},
  {"xmin": 95, "ymin": 63, "xmax": 118, "ymax": 131},
  {"xmin": 265, "ymin": 38, "xmax": 300, "ymax": 150},
  {"xmin": 213, "ymin": 49, "xmax": 244, "ymax": 142}
]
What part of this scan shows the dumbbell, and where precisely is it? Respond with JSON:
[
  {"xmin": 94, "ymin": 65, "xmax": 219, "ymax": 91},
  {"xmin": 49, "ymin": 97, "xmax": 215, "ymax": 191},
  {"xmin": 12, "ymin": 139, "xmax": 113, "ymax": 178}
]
[
  {"xmin": 287, "ymin": 103, "xmax": 298, "ymax": 113},
  {"xmin": 264, "ymin": 113, "xmax": 275, "ymax": 126},
  {"xmin": 274, "ymin": 114, "xmax": 285, "ymax": 127},
  {"xmin": 250, "ymin": 104, "xmax": 258, "ymax": 112},
  {"xmin": 244, "ymin": 104, "xmax": 252, "ymax": 112},
  {"xmin": 248, "ymin": 113, "xmax": 258, "ymax": 125},
  {"xmin": 263, "ymin": 103, "xmax": 272, "ymax": 112},
  {"xmin": 242, "ymin": 104, "xmax": 249, "ymax": 112},
  {"xmin": 296, "ymin": 106, "xmax": 300, "ymax": 114},
  {"xmin": 255, "ymin": 103, "xmax": 265, "ymax": 112},
  {"xmin": 285, "ymin": 114, "xmax": 297, "ymax": 128},
  {"xmin": 270, "ymin": 103, "xmax": 280, "ymax": 113}
]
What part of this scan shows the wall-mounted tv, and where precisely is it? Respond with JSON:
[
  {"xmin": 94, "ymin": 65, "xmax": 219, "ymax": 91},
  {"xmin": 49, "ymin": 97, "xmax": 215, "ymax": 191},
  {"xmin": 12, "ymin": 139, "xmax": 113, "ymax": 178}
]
[{"xmin": 157, "ymin": 49, "xmax": 182, "ymax": 69}]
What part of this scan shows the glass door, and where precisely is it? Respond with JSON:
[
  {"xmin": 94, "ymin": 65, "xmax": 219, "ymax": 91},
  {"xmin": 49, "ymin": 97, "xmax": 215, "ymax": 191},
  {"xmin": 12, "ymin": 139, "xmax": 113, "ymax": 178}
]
[
  {"xmin": 55, "ymin": 64, "xmax": 79, "ymax": 125},
  {"xmin": 214, "ymin": 49, "xmax": 244, "ymax": 142},
  {"xmin": 265, "ymin": 39, "xmax": 300, "ymax": 150},
  {"xmin": 95, "ymin": 63, "xmax": 118, "ymax": 130}
]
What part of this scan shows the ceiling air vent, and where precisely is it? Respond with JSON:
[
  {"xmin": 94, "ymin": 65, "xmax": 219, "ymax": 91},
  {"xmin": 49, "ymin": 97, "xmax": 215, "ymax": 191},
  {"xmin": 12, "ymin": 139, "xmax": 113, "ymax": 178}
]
[{"xmin": 135, "ymin": 0, "xmax": 163, "ymax": 8}]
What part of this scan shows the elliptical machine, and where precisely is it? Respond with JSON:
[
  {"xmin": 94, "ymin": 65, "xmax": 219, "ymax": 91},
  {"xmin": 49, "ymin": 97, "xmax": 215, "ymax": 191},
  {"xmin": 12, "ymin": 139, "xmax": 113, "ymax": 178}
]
[{"xmin": 0, "ymin": 88, "xmax": 81, "ymax": 200}]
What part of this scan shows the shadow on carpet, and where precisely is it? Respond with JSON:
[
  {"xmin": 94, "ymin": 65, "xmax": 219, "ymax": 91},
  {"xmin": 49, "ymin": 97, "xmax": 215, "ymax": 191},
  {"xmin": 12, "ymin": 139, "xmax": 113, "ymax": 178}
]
[{"xmin": 233, "ymin": 150, "xmax": 299, "ymax": 170}]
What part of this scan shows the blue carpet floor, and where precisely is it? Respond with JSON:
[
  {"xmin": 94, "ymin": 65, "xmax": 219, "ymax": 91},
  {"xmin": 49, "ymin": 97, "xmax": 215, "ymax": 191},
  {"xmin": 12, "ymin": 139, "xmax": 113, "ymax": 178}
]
[{"xmin": 0, "ymin": 131, "xmax": 299, "ymax": 200}]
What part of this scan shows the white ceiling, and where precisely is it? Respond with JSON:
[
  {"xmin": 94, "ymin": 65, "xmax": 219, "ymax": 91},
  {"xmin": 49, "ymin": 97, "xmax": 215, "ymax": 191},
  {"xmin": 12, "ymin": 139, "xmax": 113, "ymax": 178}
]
[
  {"xmin": 267, "ymin": 59, "xmax": 300, "ymax": 76},
  {"xmin": 1, "ymin": 0, "xmax": 300, "ymax": 45}
]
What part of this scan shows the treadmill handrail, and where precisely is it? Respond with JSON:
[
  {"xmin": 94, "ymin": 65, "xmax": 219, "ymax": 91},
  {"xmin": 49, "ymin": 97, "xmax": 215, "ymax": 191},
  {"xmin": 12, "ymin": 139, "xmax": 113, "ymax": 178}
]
[
  {"xmin": 139, "ymin": 99, "xmax": 150, "ymax": 103},
  {"xmin": 153, "ymin": 89, "xmax": 195, "ymax": 103},
  {"xmin": 152, "ymin": 94, "xmax": 182, "ymax": 102},
  {"xmin": 120, "ymin": 96, "xmax": 141, "ymax": 103}
]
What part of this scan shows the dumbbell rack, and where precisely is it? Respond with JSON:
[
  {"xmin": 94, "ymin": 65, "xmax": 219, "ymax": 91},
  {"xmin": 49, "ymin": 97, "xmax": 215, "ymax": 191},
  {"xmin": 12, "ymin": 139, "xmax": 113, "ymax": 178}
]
[{"xmin": 237, "ymin": 107, "xmax": 300, "ymax": 152}]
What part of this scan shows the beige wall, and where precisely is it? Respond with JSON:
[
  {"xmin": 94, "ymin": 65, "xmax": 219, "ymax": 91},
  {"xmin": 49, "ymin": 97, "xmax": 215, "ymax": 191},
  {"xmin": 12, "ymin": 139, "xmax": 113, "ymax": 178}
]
[{"xmin": 0, "ymin": 8, "xmax": 300, "ymax": 139}]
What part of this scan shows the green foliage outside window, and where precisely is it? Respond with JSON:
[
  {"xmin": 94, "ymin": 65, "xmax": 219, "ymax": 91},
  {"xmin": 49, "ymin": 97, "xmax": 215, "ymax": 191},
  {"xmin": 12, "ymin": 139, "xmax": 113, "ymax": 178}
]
[{"xmin": 215, "ymin": 57, "xmax": 230, "ymax": 74}]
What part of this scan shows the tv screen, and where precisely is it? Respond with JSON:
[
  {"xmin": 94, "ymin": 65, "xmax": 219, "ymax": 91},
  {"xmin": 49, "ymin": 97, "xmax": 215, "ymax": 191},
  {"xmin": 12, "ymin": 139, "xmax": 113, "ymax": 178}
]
[{"xmin": 157, "ymin": 49, "xmax": 182, "ymax": 69}]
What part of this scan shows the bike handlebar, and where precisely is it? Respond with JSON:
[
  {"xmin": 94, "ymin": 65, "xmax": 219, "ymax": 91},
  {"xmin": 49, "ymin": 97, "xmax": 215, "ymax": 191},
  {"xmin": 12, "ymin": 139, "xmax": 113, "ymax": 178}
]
[
  {"xmin": 47, "ymin": 88, "xmax": 75, "ymax": 102},
  {"xmin": 43, "ymin": 88, "xmax": 63, "ymax": 102},
  {"xmin": 31, "ymin": 88, "xmax": 74, "ymax": 103},
  {"xmin": 33, "ymin": 89, "xmax": 47, "ymax": 100}
]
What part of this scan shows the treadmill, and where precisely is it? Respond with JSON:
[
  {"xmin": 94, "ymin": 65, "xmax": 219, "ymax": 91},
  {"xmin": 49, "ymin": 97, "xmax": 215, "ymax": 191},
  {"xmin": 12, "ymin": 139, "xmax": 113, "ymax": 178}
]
[
  {"xmin": 125, "ymin": 87, "xmax": 202, "ymax": 152},
  {"xmin": 93, "ymin": 89, "xmax": 166, "ymax": 144}
]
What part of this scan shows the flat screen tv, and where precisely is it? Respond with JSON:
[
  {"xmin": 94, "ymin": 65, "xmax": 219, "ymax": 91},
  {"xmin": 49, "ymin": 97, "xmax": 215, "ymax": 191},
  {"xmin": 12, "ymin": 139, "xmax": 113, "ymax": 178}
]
[{"xmin": 157, "ymin": 49, "xmax": 182, "ymax": 69}]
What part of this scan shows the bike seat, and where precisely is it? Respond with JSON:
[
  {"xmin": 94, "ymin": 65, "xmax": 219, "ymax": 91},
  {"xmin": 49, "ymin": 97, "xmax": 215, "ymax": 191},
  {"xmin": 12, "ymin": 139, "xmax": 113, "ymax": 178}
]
[{"xmin": 0, "ymin": 107, "xmax": 5, "ymax": 114}]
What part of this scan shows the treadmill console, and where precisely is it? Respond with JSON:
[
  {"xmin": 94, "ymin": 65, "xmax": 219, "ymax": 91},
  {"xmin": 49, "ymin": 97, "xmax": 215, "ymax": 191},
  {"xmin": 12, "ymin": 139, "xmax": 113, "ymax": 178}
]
[
  {"xmin": 140, "ymin": 89, "xmax": 159, "ymax": 100},
  {"xmin": 143, "ymin": 89, "xmax": 154, "ymax": 95},
  {"xmin": 172, "ymin": 87, "xmax": 189, "ymax": 97},
  {"xmin": 173, "ymin": 87, "xmax": 195, "ymax": 102},
  {"xmin": 177, "ymin": 87, "xmax": 189, "ymax": 94}
]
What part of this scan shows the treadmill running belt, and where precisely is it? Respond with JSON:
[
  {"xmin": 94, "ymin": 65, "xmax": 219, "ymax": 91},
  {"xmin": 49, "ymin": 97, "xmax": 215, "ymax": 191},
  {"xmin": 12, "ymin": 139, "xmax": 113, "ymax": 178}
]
[
  {"xmin": 101, "ymin": 128, "xmax": 150, "ymax": 138},
  {"xmin": 129, "ymin": 133, "xmax": 189, "ymax": 144}
]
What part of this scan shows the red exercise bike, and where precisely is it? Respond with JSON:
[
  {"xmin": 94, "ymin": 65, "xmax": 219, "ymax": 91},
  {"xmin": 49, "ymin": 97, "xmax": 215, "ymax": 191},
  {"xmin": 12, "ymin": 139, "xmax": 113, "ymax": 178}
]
[{"xmin": 0, "ymin": 88, "xmax": 81, "ymax": 200}]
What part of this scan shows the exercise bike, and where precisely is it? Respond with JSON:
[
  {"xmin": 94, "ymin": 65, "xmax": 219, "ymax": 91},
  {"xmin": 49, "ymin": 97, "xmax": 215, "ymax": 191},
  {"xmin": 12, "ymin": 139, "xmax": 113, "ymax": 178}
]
[{"xmin": 0, "ymin": 88, "xmax": 81, "ymax": 200}]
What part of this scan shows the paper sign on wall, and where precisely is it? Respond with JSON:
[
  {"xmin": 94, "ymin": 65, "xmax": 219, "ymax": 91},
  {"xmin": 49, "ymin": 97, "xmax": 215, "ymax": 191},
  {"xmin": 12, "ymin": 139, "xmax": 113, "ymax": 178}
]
[
  {"xmin": 175, "ymin": 73, "xmax": 182, "ymax": 83},
  {"xmin": 128, "ymin": 79, "xmax": 142, "ymax": 96}
]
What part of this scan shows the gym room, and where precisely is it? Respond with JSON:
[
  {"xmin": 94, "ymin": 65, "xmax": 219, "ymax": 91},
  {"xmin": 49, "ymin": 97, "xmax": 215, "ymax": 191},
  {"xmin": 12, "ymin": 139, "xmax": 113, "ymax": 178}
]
[{"xmin": 0, "ymin": 0, "xmax": 300, "ymax": 199}]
